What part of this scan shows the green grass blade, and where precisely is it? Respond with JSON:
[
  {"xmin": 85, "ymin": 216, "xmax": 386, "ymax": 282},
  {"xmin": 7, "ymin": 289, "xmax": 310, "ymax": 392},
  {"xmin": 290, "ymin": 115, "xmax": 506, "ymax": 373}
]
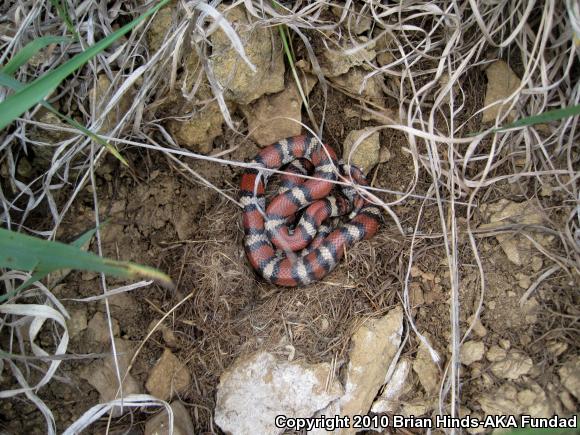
[
  {"xmin": 0, "ymin": 228, "xmax": 174, "ymax": 289},
  {"xmin": 48, "ymin": 0, "xmax": 79, "ymax": 40},
  {"xmin": 494, "ymin": 104, "xmax": 580, "ymax": 132},
  {"xmin": 1, "ymin": 36, "xmax": 71, "ymax": 75},
  {"xmin": 0, "ymin": 0, "xmax": 170, "ymax": 131},
  {"xmin": 0, "ymin": 72, "xmax": 128, "ymax": 166}
]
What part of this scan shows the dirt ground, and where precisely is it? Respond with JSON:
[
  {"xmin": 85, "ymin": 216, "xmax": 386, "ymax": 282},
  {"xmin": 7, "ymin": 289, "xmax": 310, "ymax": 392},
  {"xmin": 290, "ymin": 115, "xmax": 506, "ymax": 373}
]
[
  {"xmin": 2, "ymin": 79, "xmax": 578, "ymax": 434},
  {"xmin": 0, "ymin": 3, "xmax": 578, "ymax": 435}
]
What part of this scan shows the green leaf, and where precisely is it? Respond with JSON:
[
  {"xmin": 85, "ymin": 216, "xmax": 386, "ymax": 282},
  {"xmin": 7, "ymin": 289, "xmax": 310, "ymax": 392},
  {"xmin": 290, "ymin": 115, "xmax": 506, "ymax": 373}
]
[
  {"xmin": 0, "ymin": 0, "xmax": 170, "ymax": 131},
  {"xmin": 0, "ymin": 228, "xmax": 174, "ymax": 292},
  {"xmin": 493, "ymin": 104, "xmax": 580, "ymax": 132},
  {"xmin": 1, "ymin": 36, "xmax": 70, "ymax": 75},
  {"xmin": 0, "ymin": 71, "xmax": 128, "ymax": 166}
]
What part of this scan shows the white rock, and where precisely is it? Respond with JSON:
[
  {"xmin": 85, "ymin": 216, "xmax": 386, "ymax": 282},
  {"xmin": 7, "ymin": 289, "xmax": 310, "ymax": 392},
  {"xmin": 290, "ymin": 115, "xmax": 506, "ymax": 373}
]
[
  {"xmin": 311, "ymin": 307, "xmax": 404, "ymax": 435},
  {"xmin": 371, "ymin": 358, "xmax": 411, "ymax": 413},
  {"xmin": 339, "ymin": 308, "xmax": 403, "ymax": 427},
  {"xmin": 479, "ymin": 199, "xmax": 552, "ymax": 267},
  {"xmin": 478, "ymin": 383, "xmax": 521, "ymax": 416},
  {"xmin": 558, "ymin": 356, "xmax": 580, "ymax": 400},
  {"xmin": 490, "ymin": 350, "xmax": 533, "ymax": 380},
  {"xmin": 215, "ymin": 351, "xmax": 343, "ymax": 435},
  {"xmin": 517, "ymin": 383, "xmax": 553, "ymax": 418},
  {"xmin": 460, "ymin": 341, "xmax": 485, "ymax": 366},
  {"xmin": 412, "ymin": 337, "xmax": 440, "ymax": 395}
]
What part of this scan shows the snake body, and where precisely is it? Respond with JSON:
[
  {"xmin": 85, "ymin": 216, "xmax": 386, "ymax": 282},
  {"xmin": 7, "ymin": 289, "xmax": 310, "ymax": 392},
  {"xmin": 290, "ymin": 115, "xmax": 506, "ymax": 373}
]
[{"xmin": 240, "ymin": 134, "xmax": 381, "ymax": 287}]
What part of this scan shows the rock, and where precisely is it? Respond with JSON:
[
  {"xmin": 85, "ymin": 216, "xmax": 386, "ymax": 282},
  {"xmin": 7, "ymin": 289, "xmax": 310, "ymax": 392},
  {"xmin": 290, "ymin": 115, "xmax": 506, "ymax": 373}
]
[
  {"xmin": 149, "ymin": 320, "xmax": 179, "ymax": 348},
  {"xmin": 478, "ymin": 383, "xmax": 521, "ymax": 416},
  {"xmin": 210, "ymin": 5, "xmax": 285, "ymax": 105},
  {"xmin": 146, "ymin": 349, "xmax": 191, "ymax": 401},
  {"xmin": 522, "ymin": 298, "xmax": 539, "ymax": 324},
  {"xmin": 167, "ymin": 102, "xmax": 224, "ymax": 154},
  {"xmin": 86, "ymin": 312, "xmax": 120, "ymax": 344},
  {"xmin": 90, "ymin": 74, "xmax": 133, "ymax": 133},
  {"xmin": 559, "ymin": 390, "xmax": 576, "ymax": 412},
  {"xmin": 67, "ymin": 308, "xmax": 88, "ymax": 338},
  {"xmin": 489, "ymin": 349, "xmax": 533, "ymax": 380},
  {"xmin": 99, "ymin": 291, "xmax": 137, "ymax": 318},
  {"xmin": 215, "ymin": 351, "xmax": 342, "ymax": 435},
  {"xmin": 460, "ymin": 341, "xmax": 485, "ymax": 366},
  {"xmin": 546, "ymin": 340, "xmax": 568, "ymax": 357},
  {"xmin": 558, "ymin": 356, "xmax": 580, "ymax": 400},
  {"xmin": 412, "ymin": 337, "xmax": 440, "ymax": 395},
  {"xmin": 146, "ymin": 4, "xmax": 174, "ymax": 53},
  {"xmin": 516, "ymin": 273, "xmax": 531, "ymax": 289},
  {"xmin": 480, "ymin": 199, "xmax": 553, "ymax": 266},
  {"xmin": 379, "ymin": 146, "xmax": 391, "ymax": 163},
  {"xmin": 319, "ymin": 42, "xmax": 376, "ymax": 78},
  {"xmin": 342, "ymin": 128, "xmax": 381, "ymax": 174},
  {"xmin": 80, "ymin": 339, "xmax": 142, "ymax": 416},
  {"xmin": 401, "ymin": 399, "xmax": 432, "ymax": 417},
  {"xmin": 240, "ymin": 73, "xmax": 317, "ymax": 146},
  {"xmin": 331, "ymin": 4, "xmax": 372, "ymax": 34},
  {"xmin": 336, "ymin": 308, "xmax": 403, "ymax": 433},
  {"xmin": 371, "ymin": 358, "xmax": 411, "ymax": 413},
  {"xmin": 144, "ymin": 401, "xmax": 194, "ymax": 435},
  {"xmin": 331, "ymin": 67, "xmax": 384, "ymax": 104},
  {"xmin": 517, "ymin": 383, "xmax": 553, "ymax": 417},
  {"xmin": 468, "ymin": 314, "xmax": 487, "ymax": 338},
  {"xmin": 158, "ymin": 50, "xmax": 226, "ymax": 153},
  {"xmin": 482, "ymin": 60, "xmax": 521, "ymax": 123}
]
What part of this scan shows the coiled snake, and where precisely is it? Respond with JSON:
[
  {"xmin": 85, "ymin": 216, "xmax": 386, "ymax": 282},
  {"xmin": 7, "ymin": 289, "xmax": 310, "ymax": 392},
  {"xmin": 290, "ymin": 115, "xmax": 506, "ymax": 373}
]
[{"xmin": 240, "ymin": 134, "xmax": 381, "ymax": 286}]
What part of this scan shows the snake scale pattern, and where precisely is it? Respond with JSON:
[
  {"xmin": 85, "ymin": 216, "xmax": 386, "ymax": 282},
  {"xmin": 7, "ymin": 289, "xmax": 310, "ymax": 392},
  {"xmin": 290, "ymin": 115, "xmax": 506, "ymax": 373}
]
[{"xmin": 240, "ymin": 134, "xmax": 381, "ymax": 287}]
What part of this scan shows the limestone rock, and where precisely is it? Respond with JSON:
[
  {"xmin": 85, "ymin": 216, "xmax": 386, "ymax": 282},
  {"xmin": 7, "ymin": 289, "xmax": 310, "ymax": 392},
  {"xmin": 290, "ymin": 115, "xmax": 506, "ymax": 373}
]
[
  {"xmin": 86, "ymin": 312, "xmax": 120, "ymax": 344},
  {"xmin": 210, "ymin": 5, "xmax": 285, "ymax": 105},
  {"xmin": 99, "ymin": 291, "xmax": 137, "ymax": 318},
  {"xmin": 460, "ymin": 341, "xmax": 485, "ymax": 366},
  {"xmin": 478, "ymin": 383, "xmax": 521, "ymax": 416},
  {"xmin": 412, "ymin": 337, "xmax": 440, "ymax": 395},
  {"xmin": 482, "ymin": 60, "xmax": 521, "ymax": 123},
  {"xmin": 67, "ymin": 308, "xmax": 88, "ymax": 338},
  {"xmin": 331, "ymin": 67, "xmax": 384, "ymax": 104},
  {"xmin": 240, "ymin": 73, "xmax": 318, "ymax": 146},
  {"xmin": 479, "ymin": 199, "xmax": 553, "ymax": 267},
  {"xmin": 90, "ymin": 74, "xmax": 133, "ymax": 133},
  {"xmin": 215, "ymin": 351, "xmax": 342, "ymax": 435},
  {"xmin": 80, "ymin": 339, "xmax": 142, "ymax": 416},
  {"xmin": 337, "ymin": 307, "xmax": 404, "ymax": 433},
  {"xmin": 558, "ymin": 356, "xmax": 580, "ymax": 400},
  {"xmin": 371, "ymin": 358, "xmax": 411, "ymax": 413},
  {"xmin": 144, "ymin": 401, "xmax": 195, "ymax": 435},
  {"xmin": 517, "ymin": 383, "xmax": 553, "ymax": 418},
  {"xmin": 146, "ymin": 349, "xmax": 191, "ymax": 401},
  {"xmin": 320, "ymin": 42, "xmax": 376, "ymax": 77},
  {"xmin": 489, "ymin": 349, "xmax": 533, "ymax": 380},
  {"xmin": 146, "ymin": 3, "xmax": 174, "ymax": 53},
  {"xmin": 342, "ymin": 128, "xmax": 381, "ymax": 174},
  {"xmin": 167, "ymin": 102, "xmax": 224, "ymax": 154},
  {"xmin": 331, "ymin": 5, "xmax": 372, "ymax": 34}
]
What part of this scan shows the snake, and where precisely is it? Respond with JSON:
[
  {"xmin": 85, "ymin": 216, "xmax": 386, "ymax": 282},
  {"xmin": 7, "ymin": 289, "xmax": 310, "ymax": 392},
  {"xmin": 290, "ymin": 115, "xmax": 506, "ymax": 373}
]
[{"xmin": 240, "ymin": 134, "xmax": 382, "ymax": 287}]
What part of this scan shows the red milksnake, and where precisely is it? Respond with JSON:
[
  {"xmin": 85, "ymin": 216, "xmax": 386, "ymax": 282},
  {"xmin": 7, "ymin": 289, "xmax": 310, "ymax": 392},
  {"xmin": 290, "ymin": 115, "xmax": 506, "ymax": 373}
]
[{"xmin": 240, "ymin": 134, "xmax": 382, "ymax": 286}]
